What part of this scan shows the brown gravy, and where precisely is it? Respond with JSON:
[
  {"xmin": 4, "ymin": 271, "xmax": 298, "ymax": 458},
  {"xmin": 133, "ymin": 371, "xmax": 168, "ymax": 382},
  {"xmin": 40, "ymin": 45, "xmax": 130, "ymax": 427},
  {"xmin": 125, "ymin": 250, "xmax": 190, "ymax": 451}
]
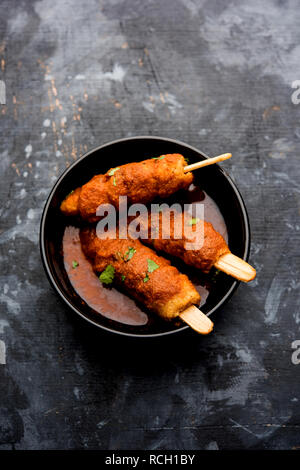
[{"xmin": 63, "ymin": 189, "xmax": 228, "ymax": 325}]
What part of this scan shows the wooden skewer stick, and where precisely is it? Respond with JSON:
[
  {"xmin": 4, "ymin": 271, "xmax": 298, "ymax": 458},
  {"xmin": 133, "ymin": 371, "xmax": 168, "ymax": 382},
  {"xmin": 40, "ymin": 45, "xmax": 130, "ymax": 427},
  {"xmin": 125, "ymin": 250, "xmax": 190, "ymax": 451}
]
[
  {"xmin": 179, "ymin": 305, "xmax": 213, "ymax": 335},
  {"xmin": 184, "ymin": 153, "xmax": 232, "ymax": 173},
  {"xmin": 214, "ymin": 253, "xmax": 256, "ymax": 283},
  {"xmin": 183, "ymin": 152, "xmax": 256, "ymax": 283}
]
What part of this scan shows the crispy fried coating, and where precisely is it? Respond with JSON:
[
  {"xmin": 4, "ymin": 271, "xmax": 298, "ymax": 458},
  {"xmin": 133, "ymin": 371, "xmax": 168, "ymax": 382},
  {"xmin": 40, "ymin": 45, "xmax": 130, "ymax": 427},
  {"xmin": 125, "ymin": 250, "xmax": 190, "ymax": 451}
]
[
  {"xmin": 80, "ymin": 227, "xmax": 200, "ymax": 319},
  {"xmin": 138, "ymin": 210, "xmax": 230, "ymax": 273},
  {"xmin": 60, "ymin": 154, "xmax": 193, "ymax": 222},
  {"xmin": 60, "ymin": 187, "xmax": 81, "ymax": 217}
]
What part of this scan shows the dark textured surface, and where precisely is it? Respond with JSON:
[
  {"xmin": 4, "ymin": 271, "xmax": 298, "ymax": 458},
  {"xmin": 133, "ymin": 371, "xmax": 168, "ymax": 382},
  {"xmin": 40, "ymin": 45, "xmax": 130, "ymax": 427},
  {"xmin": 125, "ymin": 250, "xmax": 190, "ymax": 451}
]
[{"xmin": 0, "ymin": 0, "xmax": 300, "ymax": 450}]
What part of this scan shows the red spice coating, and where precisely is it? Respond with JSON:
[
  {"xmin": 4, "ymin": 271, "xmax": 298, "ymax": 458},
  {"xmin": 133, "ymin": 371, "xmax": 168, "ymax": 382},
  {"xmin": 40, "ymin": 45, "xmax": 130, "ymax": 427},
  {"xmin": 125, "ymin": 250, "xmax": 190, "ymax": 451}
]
[
  {"xmin": 60, "ymin": 154, "xmax": 193, "ymax": 222},
  {"xmin": 80, "ymin": 227, "xmax": 200, "ymax": 319}
]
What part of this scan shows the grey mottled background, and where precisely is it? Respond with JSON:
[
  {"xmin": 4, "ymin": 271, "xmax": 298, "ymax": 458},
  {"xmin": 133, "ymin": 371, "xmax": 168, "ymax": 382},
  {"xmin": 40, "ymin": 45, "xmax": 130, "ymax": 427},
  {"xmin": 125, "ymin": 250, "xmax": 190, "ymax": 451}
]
[{"xmin": 0, "ymin": 0, "xmax": 300, "ymax": 450}]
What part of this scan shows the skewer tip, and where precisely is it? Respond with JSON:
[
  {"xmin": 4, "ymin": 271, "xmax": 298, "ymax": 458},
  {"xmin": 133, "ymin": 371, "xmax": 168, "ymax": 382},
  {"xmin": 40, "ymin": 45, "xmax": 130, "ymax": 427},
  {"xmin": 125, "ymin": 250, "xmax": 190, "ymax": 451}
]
[
  {"xmin": 214, "ymin": 253, "xmax": 256, "ymax": 283},
  {"xmin": 180, "ymin": 305, "xmax": 214, "ymax": 335},
  {"xmin": 184, "ymin": 152, "xmax": 232, "ymax": 173}
]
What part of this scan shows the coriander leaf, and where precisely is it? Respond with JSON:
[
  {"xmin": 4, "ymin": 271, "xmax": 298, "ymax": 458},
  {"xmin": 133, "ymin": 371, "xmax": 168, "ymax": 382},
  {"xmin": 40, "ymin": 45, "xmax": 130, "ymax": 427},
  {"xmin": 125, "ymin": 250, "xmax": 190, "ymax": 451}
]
[
  {"xmin": 210, "ymin": 268, "xmax": 221, "ymax": 282},
  {"xmin": 99, "ymin": 265, "xmax": 115, "ymax": 285},
  {"xmin": 143, "ymin": 274, "xmax": 149, "ymax": 283},
  {"xmin": 124, "ymin": 247, "xmax": 136, "ymax": 262},
  {"xmin": 72, "ymin": 260, "xmax": 79, "ymax": 269},
  {"xmin": 184, "ymin": 157, "xmax": 189, "ymax": 164},
  {"xmin": 147, "ymin": 259, "xmax": 159, "ymax": 273},
  {"xmin": 152, "ymin": 155, "xmax": 165, "ymax": 161},
  {"xmin": 108, "ymin": 167, "xmax": 120, "ymax": 176},
  {"xmin": 188, "ymin": 217, "xmax": 199, "ymax": 226},
  {"xmin": 67, "ymin": 189, "xmax": 74, "ymax": 198},
  {"xmin": 121, "ymin": 275, "xmax": 126, "ymax": 282},
  {"xmin": 113, "ymin": 176, "xmax": 116, "ymax": 186}
]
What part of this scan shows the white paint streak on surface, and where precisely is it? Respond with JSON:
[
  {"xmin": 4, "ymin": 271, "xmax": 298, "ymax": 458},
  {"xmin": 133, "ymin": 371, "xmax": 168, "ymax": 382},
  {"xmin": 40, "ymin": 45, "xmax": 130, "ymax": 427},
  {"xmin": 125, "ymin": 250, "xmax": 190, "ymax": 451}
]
[
  {"xmin": 16, "ymin": 188, "xmax": 27, "ymax": 199},
  {"xmin": 0, "ymin": 341, "xmax": 6, "ymax": 365},
  {"xmin": 230, "ymin": 417, "xmax": 282, "ymax": 440},
  {"xmin": 142, "ymin": 92, "xmax": 183, "ymax": 115},
  {"xmin": 97, "ymin": 419, "xmax": 109, "ymax": 429},
  {"xmin": 74, "ymin": 64, "xmax": 126, "ymax": 82},
  {"xmin": 236, "ymin": 348, "xmax": 252, "ymax": 363},
  {"xmin": 99, "ymin": 64, "xmax": 126, "ymax": 82},
  {"xmin": 0, "ymin": 320, "xmax": 9, "ymax": 333},
  {"xmin": 200, "ymin": 2, "xmax": 300, "ymax": 84},
  {"xmin": 182, "ymin": 0, "xmax": 203, "ymax": 16},
  {"xmin": 25, "ymin": 144, "xmax": 32, "ymax": 158},
  {"xmin": 0, "ymin": 294, "xmax": 21, "ymax": 315},
  {"xmin": 206, "ymin": 441, "xmax": 219, "ymax": 450},
  {"xmin": 229, "ymin": 418, "xmax": 259, "ymax": 438},
  {"xmin": 73, "ymin": 387, "xmax": 80, "ymax": 400},
  {"xmin": 43, "ymin": 119, "xmax": 51, "ymax": 127},
  {"xmin": 265, "ymin": 276, "xmax": 284, "ymax": 324},
  {"xmin": 27, "ymin": 208, "xmax": 37, "ymax": 220},
  {"xmin": 164, "ymin": 93, "xmax": 183, "ymax": 114},
  {"xmin": 269, "ymin": 138, "xmax": 293, "ymax": 159},
  {"xmin": 142, "ymin": 101, "xmax": 155, "ymax": 113},
  {"xmin": 273, "ymin": 172, "xmax": 300, "ymax": 193},
  {"xmin": 0, "ymin": 208, "xmax": 42, "ymax": 244},
  {"xmin": 0, "ymin": 150, "xmax": 10, "ymax": 174}
]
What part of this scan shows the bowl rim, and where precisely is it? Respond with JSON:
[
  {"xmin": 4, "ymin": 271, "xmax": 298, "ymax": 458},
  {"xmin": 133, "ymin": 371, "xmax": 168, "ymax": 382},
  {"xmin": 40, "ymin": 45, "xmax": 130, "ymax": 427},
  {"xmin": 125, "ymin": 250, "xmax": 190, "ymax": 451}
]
[{"xmin": 40, "ymin": 135, "xmax": 251, "ymax": 338}]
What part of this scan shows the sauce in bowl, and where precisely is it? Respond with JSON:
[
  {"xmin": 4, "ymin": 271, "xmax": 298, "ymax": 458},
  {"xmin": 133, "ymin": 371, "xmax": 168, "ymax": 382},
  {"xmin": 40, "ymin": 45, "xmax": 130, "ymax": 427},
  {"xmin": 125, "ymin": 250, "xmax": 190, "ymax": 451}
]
[{"xmin": 63, "ymin": 226, "xmax": 148, "ymax": 326}]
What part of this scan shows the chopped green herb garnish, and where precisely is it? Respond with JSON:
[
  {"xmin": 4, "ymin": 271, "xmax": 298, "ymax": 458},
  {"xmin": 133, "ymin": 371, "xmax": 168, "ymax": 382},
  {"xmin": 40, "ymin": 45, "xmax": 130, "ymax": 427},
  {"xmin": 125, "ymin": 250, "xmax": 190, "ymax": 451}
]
[
  {"xmin": 67, "ymin": 189, "xmax": 74, "ymax": 198},
  {"xmin": 142, "ymin": 259, "xmax": 159, "ymax": 283},
  {"xmin": 147, "ymin": 259, "xmax": 159, "ymax": 273},
  {"xmin": 210, "ymin": 268, "xmax": 221, "ymax": 282},
  {"xmin": 99, "ymin": 265, "xmax": 115, "ymax": 285},
  {"xmin": 124, "ymin": 247, "xmax": 136, "ymax": 262},
  {"xmin": 188, "ymin": 217, "xmax": 199, "ymax": 226},
  {"xmin": 72, "ymin": 260, "xmax": 79, "ymax": 269},
  {"xmin": 108, "ymin": 167, "xmax": 120, "ymax": 176},
  {"xmin": 152, "ymin": 155, "xmax": 165, "ymax": 161},
  {"xmin": 113, "ymin": 176, "xmax": 116, "ymax": 186},
  {"xmin": 121, "ymin": 275, "xmax": 126, "ymax": 282},
  {"xmin": 184, "ymin": 157, "xmax": 189, "ymax": 164}
]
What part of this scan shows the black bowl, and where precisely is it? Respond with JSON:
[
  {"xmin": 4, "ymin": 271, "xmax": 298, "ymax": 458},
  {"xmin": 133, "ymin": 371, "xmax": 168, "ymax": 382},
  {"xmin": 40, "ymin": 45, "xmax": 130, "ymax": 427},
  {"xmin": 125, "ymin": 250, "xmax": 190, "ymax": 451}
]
[{"xmin": 40, "ymin": 136, "xmax": 251, "ymax": 338}]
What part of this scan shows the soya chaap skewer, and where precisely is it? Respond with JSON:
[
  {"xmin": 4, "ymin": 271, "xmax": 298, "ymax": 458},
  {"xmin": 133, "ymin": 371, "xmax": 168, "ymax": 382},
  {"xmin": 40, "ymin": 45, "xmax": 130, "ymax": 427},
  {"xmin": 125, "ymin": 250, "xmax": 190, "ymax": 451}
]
[
  {"xmin": 137, "ymin": 209, "xmax": 256, "ymax": 283},
  {"xmin": 80, "ymin": 226, "xmax": 213, "ymax": 335},
  {"xmin": 60, "ymin": 153, "xmax": 231, "ymax": 222},
  {"xmin": 61, "ymin": 151, "xmax": 255, "ymax": 281}
]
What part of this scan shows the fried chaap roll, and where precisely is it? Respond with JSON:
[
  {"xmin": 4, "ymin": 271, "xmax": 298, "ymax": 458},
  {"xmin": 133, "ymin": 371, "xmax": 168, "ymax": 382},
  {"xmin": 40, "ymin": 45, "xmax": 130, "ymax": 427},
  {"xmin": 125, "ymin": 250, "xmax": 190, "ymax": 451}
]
[
  {"xmin": 138, "ymin": 210, "xmax": 230, "ymax": 273},
  {"xmin": 80, "ymin": 227, "xmax": 200, "ymax": 320},
  {"xmin": 61, "ymin": 154, "xmax": 193, "ymax": 222},
  {"xmin": 135, "ymin": 209, "xmax": 256, "ymax": 282}
]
